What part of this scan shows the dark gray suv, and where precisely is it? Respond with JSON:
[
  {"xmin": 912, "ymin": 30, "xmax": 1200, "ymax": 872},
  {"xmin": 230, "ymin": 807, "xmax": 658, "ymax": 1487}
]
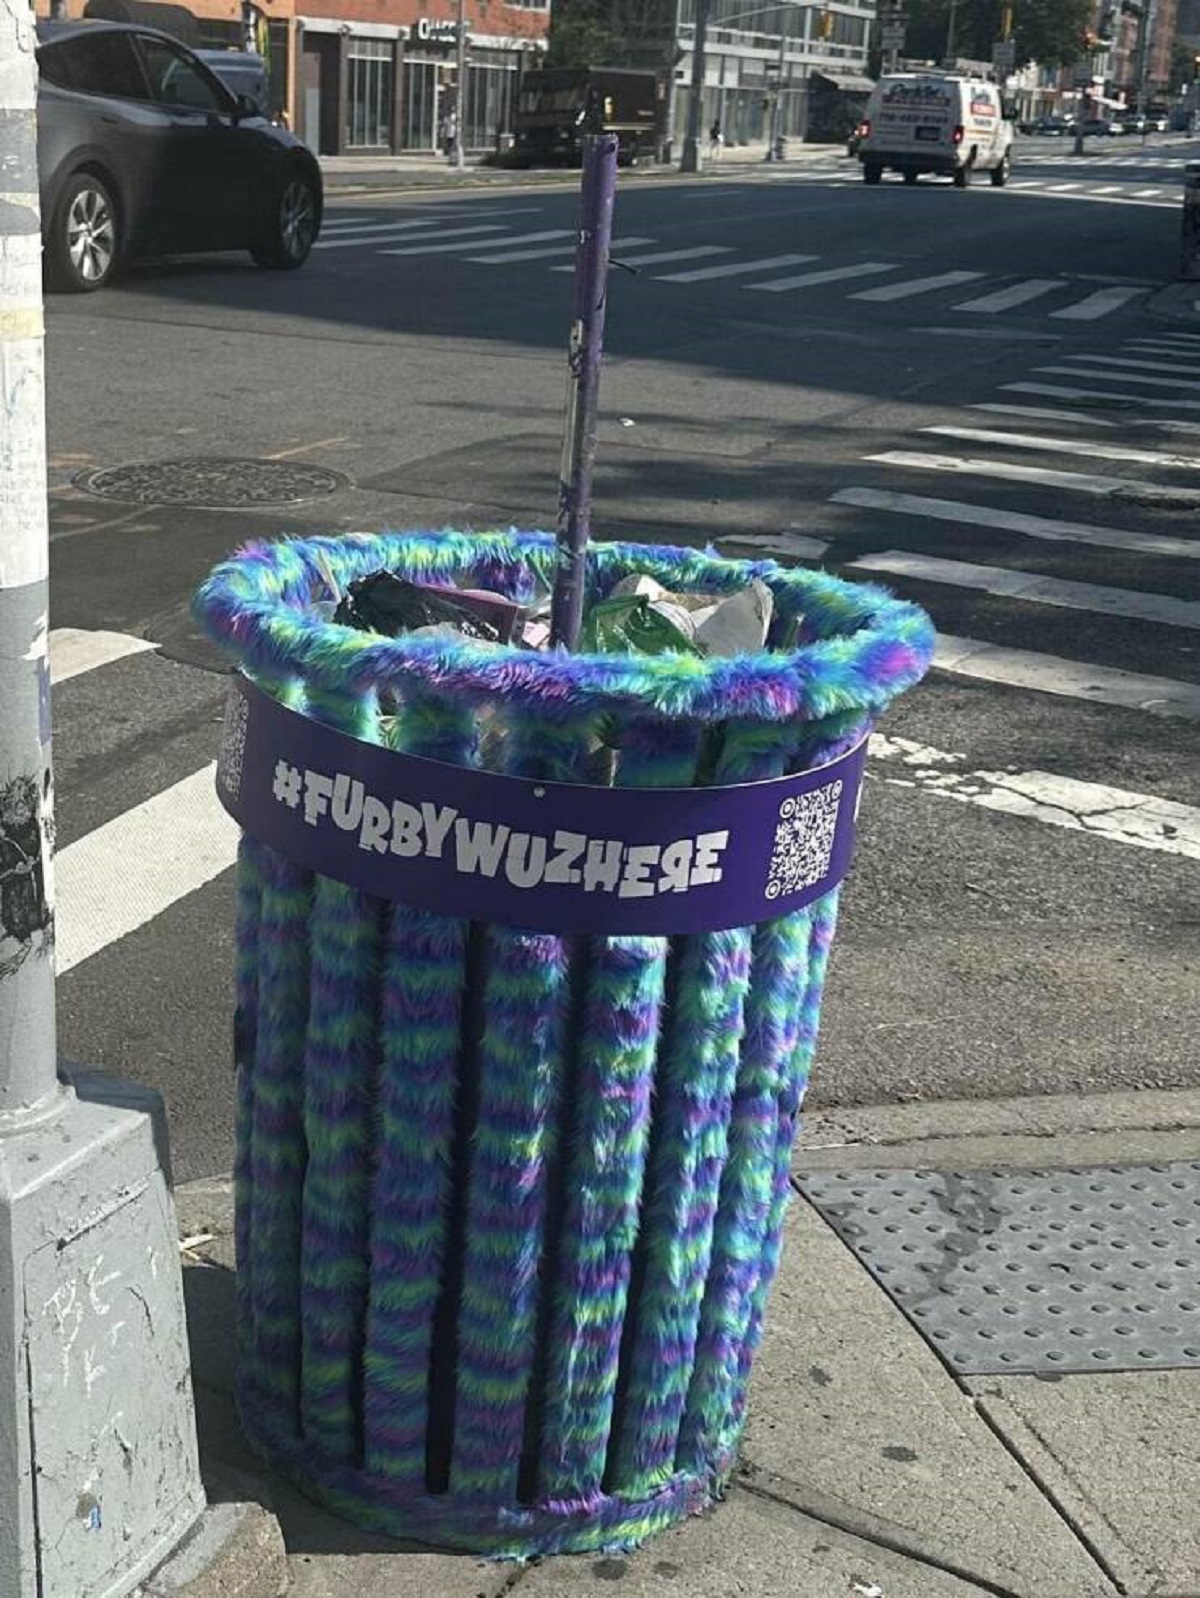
[{"xmin": 36, "ymin": 21, "xmax": 322, "ymax": 292}]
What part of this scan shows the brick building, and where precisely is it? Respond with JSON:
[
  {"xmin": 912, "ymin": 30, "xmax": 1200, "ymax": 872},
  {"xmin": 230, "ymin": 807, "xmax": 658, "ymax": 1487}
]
[{"xmin": 36, "ymin": 0, "xmax": 551, "ymax": 153}]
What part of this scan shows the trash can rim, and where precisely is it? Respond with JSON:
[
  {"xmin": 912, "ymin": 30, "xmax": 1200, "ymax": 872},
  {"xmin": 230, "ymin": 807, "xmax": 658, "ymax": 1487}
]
[{"xmin": 194, "ymin": 527, "xmax": 935, "ymax": 724}]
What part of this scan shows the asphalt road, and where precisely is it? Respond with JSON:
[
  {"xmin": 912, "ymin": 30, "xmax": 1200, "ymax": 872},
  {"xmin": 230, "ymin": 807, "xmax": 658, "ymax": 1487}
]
[{"xmin": 43, "ymin": 138, "xmax": 1200, "ymax": 1180}]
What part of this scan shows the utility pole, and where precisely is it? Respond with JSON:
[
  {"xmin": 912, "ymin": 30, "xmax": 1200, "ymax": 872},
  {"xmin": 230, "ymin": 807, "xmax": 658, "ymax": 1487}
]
[
  {"xmin": 1, "ymin": 8, "xmax": 205, "ymax": 1593},
  {"xmin": 453, "ymin": 0, "xmax": 467, "ymax": 169},
  {"xmin": 767, "ymin": 7, "xmax": 787, "ymax": 160},
  {"xmin": 943, "ymin": 0, "xmax": 959, "ymax": 67},
  {"xmin": 680, "ymin": 0, "xmax": 711, "ymax": 171}
]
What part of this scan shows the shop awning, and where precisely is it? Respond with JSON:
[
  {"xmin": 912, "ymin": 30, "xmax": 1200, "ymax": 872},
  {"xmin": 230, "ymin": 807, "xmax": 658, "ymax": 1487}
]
[
  {"xmin": 810, "ymin": 69, "xmax": 875, "ymax": 94},
  {"xmin": 82, "ymin": 0, "xmax": 200, "ymax": 45}
]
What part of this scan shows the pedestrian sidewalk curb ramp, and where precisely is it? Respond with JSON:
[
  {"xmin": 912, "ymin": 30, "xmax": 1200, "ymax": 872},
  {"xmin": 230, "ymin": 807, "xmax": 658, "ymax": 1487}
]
[
  {"xmin": 140, "ymin": 1501, "xmax": 288, "ymax": 1598},
  {"xmin": 172, "ymin": 1086, "xmax": 1200, "ymax": 1598}
]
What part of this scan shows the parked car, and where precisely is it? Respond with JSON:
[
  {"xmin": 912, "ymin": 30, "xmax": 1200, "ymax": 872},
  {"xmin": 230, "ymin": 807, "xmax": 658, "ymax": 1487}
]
[
  {"xmin": 35, "ymin": 20, "xmax": 322, "ymax": 292},
  {"xmin": 1115, "ymin": 112, "xmax": 1146, "ymax": 135},
  {"xmin": 1029, "ymin": 116, "xmax": 1074, "ymax": 136},
  {"xmin": 1081, "ymin": 116, "xmax": 1117, "ymax": 137}
]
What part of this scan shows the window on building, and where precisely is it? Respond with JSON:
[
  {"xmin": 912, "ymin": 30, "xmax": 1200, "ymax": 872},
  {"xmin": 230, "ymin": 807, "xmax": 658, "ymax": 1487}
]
[{"xmin": 347, "ymin": 38, "xmax": 393, "ymax": 148}]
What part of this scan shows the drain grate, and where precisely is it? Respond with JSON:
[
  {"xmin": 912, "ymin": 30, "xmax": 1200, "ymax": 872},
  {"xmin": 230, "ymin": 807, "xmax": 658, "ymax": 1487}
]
[
  {"xmin": 74, "ymin": 457, "xmax": 349, "ymax": 509},
  {"xmin": 795, "ymin": 1162, "xmax": 1200, "ymax": 1375}
]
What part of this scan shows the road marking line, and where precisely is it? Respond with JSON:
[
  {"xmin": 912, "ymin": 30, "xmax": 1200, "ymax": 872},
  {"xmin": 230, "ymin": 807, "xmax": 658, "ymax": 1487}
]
[
  {"xmin": 1090, "ymin": 185, "xmax": 1125, "ymax": 194},
  {"xmin": 866, "ymin": 450, "xmax": 1148, "ymax": 495},
  {"xmin": 970, "ymin": 403, "xmax": 1116, "ymax": 427},
  {"xmin": 869, "ymin": 733, "xmax": 1200, "ymax": 860},
  {"xmin": 315, "ymin": 223, "xmax": 503, "ymax": 250},
  {"xmin": 1050, "ymin": 284, "xmax": 1146, "ymax": 320},
  {"xmin": 1132, "ymin": 186, "xmax": 1166, "ymax": 197},
  {"xmin": 49, "ymin": 629, "xmax": 156, "ymax": 685},
  {"xmin": 1003, "ymin": 381, "xmax": 1200, "ymax": 411},
  {"xmin": 1120, "ymin": 343, "xmax": 1200, "ymax": 358},
  {"xmin": 848, "ymin": 270, "xmax": 986, "ymax": 302},
  {"xmin": 952, "ymin": 278, "xmax": 1063, "ymax": 312},
  {"xmin": 932, "ymin": 635, "xmax": 1200, "ymax": 718},
  {"xmin": 387, "ymin": 229, "xmax": 575, "ymax": 258},
  {"xmin": 554, "ymin": 246, "xmax": 730, "ymax": 272},
  {"xmin": 49, "ymin": 506, "xmax": 156, "ymax": 544},
  {"xmin": 468, "ymin": 236, "xmax": 652, "ymax": 263},
  {"xmin": 747, "ymin": 261, "xmax": 898, "ymax": 292},
  {"xmin": 55, "ymin": 765, "xmax": 238, "ymax": 976},
  {"xmin": 850, "ymin": 549, "xmax": 1200, "ymax": 629},
  {"xmin": 265, "ymin": 436, "xmax": 348, "ymax": 460},
  {"xmin": 924, "ymin": 424, "xmax": 1200, "ymax": 470},
  {"xmin": 656, "ymin": 252, "xmax": 818, "ymax": 282},
  {"xmin": 319, "ymin": 206, "xmax": 536, "ymax": 234},
  {"xmin": 1059, "ymin": 353, "xmax": 1200, "ymax": 373},
  {"xmin": 1038, "ymin": 363, "xmax": 1200, "ymax": 391},
  {"xmin": 719, "ymin": 531, "xmax": 830, "ymax": 560},
  {"xmin": 830, "ymin": 486, "xmax": 1200, "ymax": 559},
  {"xmin": 1043, "ymin": 183, "xmax": 1078, "ymax": 192}
]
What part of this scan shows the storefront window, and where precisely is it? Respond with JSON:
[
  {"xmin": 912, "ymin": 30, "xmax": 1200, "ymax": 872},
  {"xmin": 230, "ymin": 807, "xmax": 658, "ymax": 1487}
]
[
  {"xmin": 347, "ymin": 39, "xmax": 393, "ymax": 148},
  {"xmin": 401, "ymin": 59, "xmax": 438, "ymax": 149},
  {"xmin": 464, "ymin": 62, "xmax": 517, "ymax": 150}
]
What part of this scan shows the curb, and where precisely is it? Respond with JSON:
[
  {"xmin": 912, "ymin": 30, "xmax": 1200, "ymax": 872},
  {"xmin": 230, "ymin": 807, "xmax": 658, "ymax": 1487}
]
[{"xmin": 141, "ymin": 1501, "xmax": 289, "ymax": 1598}]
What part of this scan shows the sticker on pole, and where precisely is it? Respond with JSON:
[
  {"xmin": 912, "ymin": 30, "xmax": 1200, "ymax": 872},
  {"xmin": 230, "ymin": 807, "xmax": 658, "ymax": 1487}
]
[{"xmin": 216, "ymin": 676, "xmax": 866, "ymax": 935}]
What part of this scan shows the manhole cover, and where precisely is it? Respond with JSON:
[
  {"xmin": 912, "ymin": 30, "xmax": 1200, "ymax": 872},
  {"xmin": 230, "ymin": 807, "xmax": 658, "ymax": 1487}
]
[
  {"xmin": 796, "ymin": 1162, "xmax": 1200, "ymax": 1375},
  {"xmin": 74, "ymin": 457, "xmax": 349, "ymax": 509}
]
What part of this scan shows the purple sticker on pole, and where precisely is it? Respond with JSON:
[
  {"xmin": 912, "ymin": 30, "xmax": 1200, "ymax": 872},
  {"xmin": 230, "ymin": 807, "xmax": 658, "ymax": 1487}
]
[{"xmin": 216, "ymin": 676, "xmax": 866, "ymax": 935}]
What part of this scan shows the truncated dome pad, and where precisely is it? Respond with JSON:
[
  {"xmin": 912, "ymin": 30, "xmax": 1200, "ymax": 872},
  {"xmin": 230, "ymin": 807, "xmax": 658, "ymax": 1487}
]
[{"xmin": 795, "ymin": 1162, "xmax": 1200, "ymax": 1374}]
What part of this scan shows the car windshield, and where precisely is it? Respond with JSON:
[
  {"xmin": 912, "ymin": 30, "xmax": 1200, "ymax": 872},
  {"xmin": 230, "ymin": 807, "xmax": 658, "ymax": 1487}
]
[{"xmin": 137, "ymin": 35, "xmax": 229, "ymax": 112}]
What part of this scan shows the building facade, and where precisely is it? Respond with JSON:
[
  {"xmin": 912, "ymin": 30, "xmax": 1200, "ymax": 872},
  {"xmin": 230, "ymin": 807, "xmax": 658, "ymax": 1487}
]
[{"xmin": 37, "ymin": 0, "xmax": 551, "ymax": 153}]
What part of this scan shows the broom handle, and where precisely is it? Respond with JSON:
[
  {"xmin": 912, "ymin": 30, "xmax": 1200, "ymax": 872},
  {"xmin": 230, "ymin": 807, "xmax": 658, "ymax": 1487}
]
[{"xmin": 550, "ymin": 123, "xmax": 619, "ymax": 652}]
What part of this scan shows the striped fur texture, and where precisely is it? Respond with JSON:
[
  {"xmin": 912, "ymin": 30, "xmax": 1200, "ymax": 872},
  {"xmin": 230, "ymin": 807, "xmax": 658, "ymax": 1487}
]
[{"xmin": 196, "ymin": 529, "xmax": 932, "ymax": 1557}]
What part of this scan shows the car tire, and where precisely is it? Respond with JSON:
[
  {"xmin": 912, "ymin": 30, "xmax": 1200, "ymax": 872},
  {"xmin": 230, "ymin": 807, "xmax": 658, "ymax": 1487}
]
[
  {"xmin": 251, "ymin": 171, "xmax": 319, "ymax": 271},
  {"xmin": 46, "ymin": 171, "xmax": 119, "ymax": 294},
  {"xmin": 863, "ymin": 161, "xmax": 882, "ymax": 185},
  {"xmin": 990, "ymin": 152, "xmax": 1011, "ymax": 187},
  {"xmin": 903, "ymin": 169, "xmax": 918, "ymax": 185},
  {"xmin": 953, "ymin": 162, "xmax": 971, "ymax": 188}
]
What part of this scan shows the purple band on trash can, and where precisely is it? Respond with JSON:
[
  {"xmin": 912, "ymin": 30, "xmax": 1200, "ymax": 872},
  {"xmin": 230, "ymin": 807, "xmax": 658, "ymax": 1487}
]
[{"xmin": 216, "ymin": 674, "xmax": 867, "ymax": 935}]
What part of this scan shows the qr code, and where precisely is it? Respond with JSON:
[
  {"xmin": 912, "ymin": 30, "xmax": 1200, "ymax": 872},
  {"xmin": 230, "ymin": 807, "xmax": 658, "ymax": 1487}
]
[
  {"xmin": 218, "ymin": 688, "xmax": 249, "ymax": 800},
  {"xmin": 764, "ymin": 780, "xmax": 843, "ymax": 901}
]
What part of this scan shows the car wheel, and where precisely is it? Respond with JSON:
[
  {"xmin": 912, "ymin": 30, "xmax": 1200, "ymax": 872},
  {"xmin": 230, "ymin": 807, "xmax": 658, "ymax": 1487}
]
[
  {"xmin": 903, "ymin": 169, "xmax": 918, "ymax": 185},
  {"xmin": 47, "ymin": 172, "xmax": 119, "ymax": 293},
  {"xmin": 252, "ymin": 172, "xmax": 319, "ymax": 270},
  {"xmin": 990, "ymin": 152, "xmax": 1011, "ymax": 187},
  {"xmin": 863, "ymin": 161, "xmax": 882, "ymax": 185},
  {"xmin": 953, "ymin": 162, "xmax": 971, "ymax": 188}
]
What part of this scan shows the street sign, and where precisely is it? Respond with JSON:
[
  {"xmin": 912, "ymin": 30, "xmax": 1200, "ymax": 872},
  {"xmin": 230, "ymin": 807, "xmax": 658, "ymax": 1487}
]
[
  {"xmin": 881, "ymin": 23, "xmax": 906, "ymax": 50},
  {"xmin": 992, "ymin": 39, "xmax": 1016, "ymax": 74},
  {"xmin": 1073, "ymin": 62, "xmax": 1094, "ymax": 86}
]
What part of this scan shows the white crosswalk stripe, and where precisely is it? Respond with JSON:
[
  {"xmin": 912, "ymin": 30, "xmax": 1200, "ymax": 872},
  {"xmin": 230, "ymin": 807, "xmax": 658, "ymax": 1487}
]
[
  {"xmin": 748, "ymin": 261, "xmax": 898, "ymax": 292},
  {"xmin": 865, "ymin": 450, "xmax": 1161, "ymax": 496},
  {"xmin": 953, "ymin": 279, "xmax": 1063, "ymax": 313},
  {"xmin": 656, "ymin": 253, "xmax": 818, "ymax": 282},
  {"xmin": 849, "ymin": 270, "xmax": 986, "ymax": 302},
  {"xmin": 932, "ymin": 636, "xmax": 1200, "ymax": 718},
  {"xmin": 468, "ymin": 236, "xmax": 652, "ymax": 263},
  {"xmin": 1003, "ymin": 381, "xmax": 1200, "ymax": 410},
  {"xmin": 923, "ymin": 425, "xmax": 1200, "ymax": 471},
  {"xmin": 385, "ymin": 229, "xmax": 576, "ymax": 258},
  {"xmin": 1049, "ymin": 284, "xmax": 1146, "ymax": 320},
  {"xmin": 1036, "ymin": 364, "xmax": 1200, "ymax": 392}
]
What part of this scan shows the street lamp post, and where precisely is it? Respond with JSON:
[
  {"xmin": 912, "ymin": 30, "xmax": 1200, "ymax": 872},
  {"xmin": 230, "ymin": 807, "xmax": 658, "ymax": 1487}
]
[
  {"xmin": 944, "ymin": 0, "xmax": 959, "ymax": 67},
  {"xmin": 1, "ymin": 6, "xmax": 205, "ymax": 1591},
  {"xmin": 453, "ymin": 0, "xmax": 467, "ymax": 170},
  {"xmin": 680, "ymin": 0, "xmax": 712, "ymax": 171}
]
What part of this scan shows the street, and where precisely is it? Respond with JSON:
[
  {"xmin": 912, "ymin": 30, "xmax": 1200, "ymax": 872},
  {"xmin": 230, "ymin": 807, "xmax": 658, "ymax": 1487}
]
[{"xmin": 45, "ymin": 139, "xmax": 1200, "ymax": 1182}]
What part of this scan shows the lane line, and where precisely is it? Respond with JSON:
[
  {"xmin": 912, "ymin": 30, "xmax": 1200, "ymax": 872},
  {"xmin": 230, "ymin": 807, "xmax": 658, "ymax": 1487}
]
[
  {"xmin": 319, "ymin": 206, "xmax": 536, "ymax": 234},
  {"xmin": 1132, "ymin": 186, "xmax": 1166, "ymax": 197},
  {"xmin": 553, "ymin": 246, "xmax": 730, "ymax": 272},
  {"xmin": 970, "ymin": 403, "xmax": 1116, "ymax": 427},
  {"xmin": 315, "ymin": 222, "xmax": 507, "ymax": 251},
  {"xmin": 829, "ymin": 486, "xmax": 1200, "ymax": 559},
  {"xmin": 869, "ymin": 450, "xmax": 1200, "ymax": 498},
  {"xmin": 923, "ymin": 424, "xmax": 1200, "ymax": 470},
  {"xmin": 468, "ymin": 235, "xmax": 652, "ymax": 263},
  {"xmin": 49, "ymin": 628, "xmax": 156, "ymax": 684},
  {"xmin": 387, "ymin": 229, "xmax": 575, "ymax": 258},
  {"xmin": 1056, "ymin": 353, "xmax": 1200, "ymax": 373},
  {"xmin": 1037, "ymin": 364, "xmax": 1200, "ymax": 391},
  {"xmin": 952, "ymin": 278, "xmax": 1063, "ymax": 313},
  {"xmin": 1050, "ymin": 284, "xmax": 1146, "ymax": 320},
  {"xmin": 848, "ymin": 270, "xmax": 986, "ymax": 302},
  {"xmin": 932, "ymin": 635, "xmax": 1200, "ymax": 718},
  {"xmin": 1002, "ymin": 381, "xmax": 1200, "ymax": 411},
  {"xmin": 747, "ymin": 261, "xmax": 898, "ymax": 292},
  {"xmin": 869, "ymin": 733, "xmax": 1200, "ymax": 861},
  {"xmin": 656, "ymin": 253, "xmax": 818, "ymax": 282},
  {"xmin": 719, "ymin": 531, "xmax": 830, "ymax": 560},
  {"xmin": 849, "ymin": 549, "xmax": 1200, "ymax": 629},
  {"xmin": 55, "ymin": 765, "xmax": 238, "ymax": 976}
]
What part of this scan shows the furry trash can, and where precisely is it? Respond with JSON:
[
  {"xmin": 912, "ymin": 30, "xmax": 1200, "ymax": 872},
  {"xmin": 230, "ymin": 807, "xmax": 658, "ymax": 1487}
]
[{"xmin": 194, "ymin": 527, "xmax": 934, "ymax": 1558}]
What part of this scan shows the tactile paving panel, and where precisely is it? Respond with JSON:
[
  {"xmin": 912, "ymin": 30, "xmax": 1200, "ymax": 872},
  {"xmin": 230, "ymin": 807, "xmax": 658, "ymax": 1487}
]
[{"xmin": 794, "ymin": 1162, "xmax": 1200, "ymax": 1374}]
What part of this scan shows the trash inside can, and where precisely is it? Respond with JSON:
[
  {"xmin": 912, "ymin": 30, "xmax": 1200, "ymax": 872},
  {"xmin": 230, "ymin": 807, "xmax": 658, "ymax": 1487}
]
[{"xmin": 194, "ymin": 527, "xmax": 934, "ymax": 1558}]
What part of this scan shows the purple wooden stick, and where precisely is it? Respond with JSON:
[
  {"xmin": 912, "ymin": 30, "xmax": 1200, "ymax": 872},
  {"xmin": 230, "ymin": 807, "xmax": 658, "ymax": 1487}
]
[{"xmin": 550, "ymin": 130, "xmax": 619, "ymax": 653}]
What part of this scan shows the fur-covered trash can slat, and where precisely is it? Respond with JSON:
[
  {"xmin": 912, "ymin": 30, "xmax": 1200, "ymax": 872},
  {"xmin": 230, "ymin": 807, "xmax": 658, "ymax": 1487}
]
[{"xmin": 194, "ymin": 528, "xmax": 934, "ymax": 1559}]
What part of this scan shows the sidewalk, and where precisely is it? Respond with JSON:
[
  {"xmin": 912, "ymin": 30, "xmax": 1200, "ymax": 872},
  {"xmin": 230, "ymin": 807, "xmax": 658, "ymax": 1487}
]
[
  {"xmin": 319, "ymin": 141, "xmax": 851, "ymax": 195},
  {"xmin": 169, "ymin": 1086, "xmax": 1200, "ymax": 1598}
]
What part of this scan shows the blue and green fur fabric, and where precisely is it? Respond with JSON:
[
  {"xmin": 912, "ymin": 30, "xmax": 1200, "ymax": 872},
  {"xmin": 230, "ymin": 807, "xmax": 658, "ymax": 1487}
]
[{"xmin": 195, "ymin": 528, "xmax": 933, "ymax": 1558}]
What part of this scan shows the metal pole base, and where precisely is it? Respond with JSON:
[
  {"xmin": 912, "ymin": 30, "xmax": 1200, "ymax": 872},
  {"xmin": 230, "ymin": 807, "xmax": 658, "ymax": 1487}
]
[{"xmin": 0, "ymin": 1070, "xmax": 204, "ymax": 1598}]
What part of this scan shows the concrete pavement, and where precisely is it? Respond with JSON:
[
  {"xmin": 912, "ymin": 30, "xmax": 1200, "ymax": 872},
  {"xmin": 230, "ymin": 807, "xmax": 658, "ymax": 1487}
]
[{"xmin": 162, "ymin": 1085, "xmax": 1200, "ymax": 1597}]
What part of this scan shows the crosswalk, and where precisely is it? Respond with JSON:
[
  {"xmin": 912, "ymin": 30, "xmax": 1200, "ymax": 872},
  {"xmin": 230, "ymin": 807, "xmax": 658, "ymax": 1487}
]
[{"xmin": 317, "ymin": 208, "xmax": 1157, "ymax": 321}]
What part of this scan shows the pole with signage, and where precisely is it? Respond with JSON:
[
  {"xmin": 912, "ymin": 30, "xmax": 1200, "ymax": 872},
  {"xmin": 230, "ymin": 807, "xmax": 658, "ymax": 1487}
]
[
  {"xmin": 880, "ymin": 7, "xmax": 906, "ymax": 73},
  {"xmin": 679, "ymin": 0, "xmax": 710, "ymax": 172}
]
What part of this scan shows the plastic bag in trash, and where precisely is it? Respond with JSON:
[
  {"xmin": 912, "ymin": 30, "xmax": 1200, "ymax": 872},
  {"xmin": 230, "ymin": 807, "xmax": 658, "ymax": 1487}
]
[
  {"xmin": 333, "ymin": 572, "xmax": 523, "ymax": 643},
  {"xmin": 579, "ymin": 592, "xmax": 699, "ymax": 656}
]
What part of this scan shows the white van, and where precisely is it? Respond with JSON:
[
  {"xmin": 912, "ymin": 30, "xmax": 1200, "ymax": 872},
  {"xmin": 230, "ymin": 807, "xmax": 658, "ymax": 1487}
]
[{"xmin": 857, "ymin": 72, "xmax": 1013, "ymax": 188}]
